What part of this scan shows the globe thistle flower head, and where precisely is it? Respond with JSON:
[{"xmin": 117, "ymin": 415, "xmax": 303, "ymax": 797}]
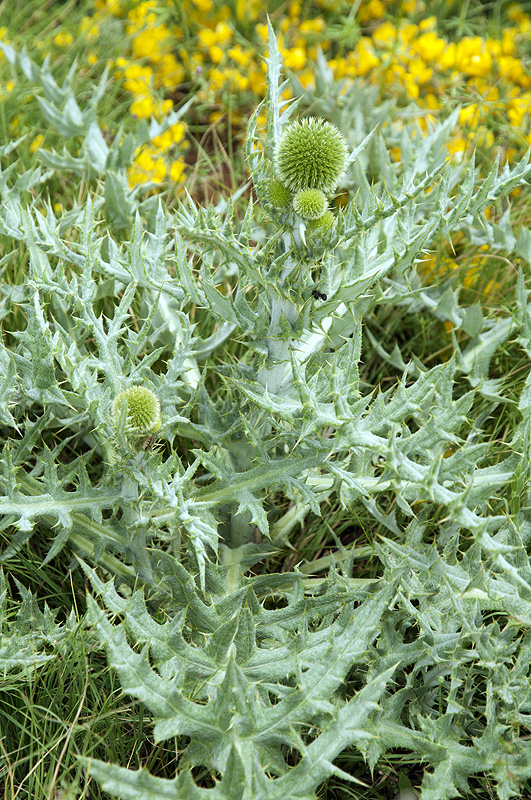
[
  {"xmin": 112, "ymin": 386, "xmax": 161, "ymax": 434},
  {"xmin": 274, "ymin": 117, "xmax": 348, "ymax": 194},
  {"xmin": 306, "ymin": 210, "xmax": 336, "ymax": 234},
  {"xmin": 293, "ymin": 188, "xmax": 328, "ymax": 220},
  {"xmin": 268, "ymin": 176, "xmax": 293, "ymax": 209}
]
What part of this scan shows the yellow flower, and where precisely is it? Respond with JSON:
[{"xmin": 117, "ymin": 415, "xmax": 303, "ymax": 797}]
[
  {"xmin": 353, "ymin": 38, "xmax": 379, "ymax": 75},
  {"xmin": 473, "ymin": 81, "xmax": 499, "ymax": 102},
  {"xmin": 130, "ymin": 94, "xmax": 155, "ymax": 119},
  {"xmin": 419, "ymin": 16, "xmax": 437, "ymax": 31},
  {"xmin": 124, "ymin": 67, "xmax": 153, "ymax": 94},
  {"xmin": 283, "ymin": 47, "xmax": 306, "ymax": 70},
  {"xmin": 169, "ymin": 122, "xmax": 186, "ymax": 144},
  {"xmin": 424, "ymin": 92, "xmax": 440, "ymax": 110},
  {"xmin": 157, "ymin": 99, "xmax": 173, "ymax": 118},
  {"xmin": 248, "ymin": 68, "xmax": 266, "ymax": 95},
  {"xmin": 484, "ymin": 278, "xmax": 499, "ymax": 297},
  {"xmin": 439, "ymin": 42, "xmax": 456, "ymax": 70},
  {"xmin": 170, "ymin": 160, "xmax": 186, "ymax": 183},
  {"xmin": 408, "ymin": 57, "xmax": 433, "ymax": 84},
  {"xmin": 198, "ymin": 28, "xmax": 217, "ymax": 48},
  {"xmin": 156, "ymin": 54, "xmax": 185, "ymax": 88},
  {"xmin": 485, "ymin": 38, "xmax": 502, "ymax": 59},
  {"xmin": 30, "ymin": 134, "xmax": 44, "ymax": 153},
  {"xmin": 412, "ymin": 31, "xmax": 446, "ymax": 63},
  {"xmin": 297, "ymin": 70, "xmax": 315, "ymax": 89},
  {"xmin": 372, "ymin": 22, "xmax": 398, "ymax": 48},
  {"xmin": 459, "ymin": 104, "xmax": 481, "ymax": 127},
  {"xmin": 502, "ymin": 28, "xmax": 517, "ymax": 56},
  {"xmin": 223, "ymin": 68, "xmax": 249, "ymax": 91},
  {"xmin": 214, "ymin": 21, "xmax": 232, "ymax": 44},
  {"xmin": 463, "ymin": 262, "xmax": 480, "ymax": 289},
  {"xmin": 151, "ymin": 131, "xmax": 170, "ymax": 151},
  {"xmin": 228, "ymin": 45, "xmax": 251, "ymax": 68},
  {"xmin": 289, "ymin": 1, "xmax": 301, "ymax": 16},
  {"xmin": 499, "ymin": 56, "xmax": 530, "ymax": 87},
  {"xmin": 53, "ymin": 31, "xmax": 74, "ymax": 48},
  {"xmin": 447, "ymin": 137, "xmax": 468, "ymax": 156},
  {"xmin": 128, "ymin": 150, "xmax": 167, "ymax": 187},
  {"xmin": 130, "ymin": 92, "xmax": 172, "ymax": 120},
  {"xmin": 131, "ymin": 23, "xmax": 171, "ymax": 62},
  {"xmin": 127, "ymin": 1, "xmax": 157, "ymax": 27},
  {"xmin": 418, "ymin": 254, "xmax": 437, "ymax": 276},
  {"xmin": 299, "ymin": 18, "xmax": 326, "ymax": 34},
  {"xmin": 508, "ymin": 3, "xmax": 526, "ymax": 22},
  {"xmin": 0, "ymin": 79, "xmax": 15, "ymax": 99},
  {"xmin": 399, "ymin": 23, "xmax": 418, "ymax": 43},
  {"xmin": 209, "ymin": 45, "xmax": 224, "ymax": 64},
  {"xmin": 256, "ymin": 23, "xmax": 269, "ymax": 42},
  {"xmin": 455, "ymin": 37, "xmax": 492, "ymax": 77},
  {"xmin": 358, "ymin": 0, "xmax": 385, "ymax": 21},
  {"xmin": 94, "ymin": 0, "xmax": 122, "ymax": 13},
  {"xmin": 190, "ymin": 0, "xmax": 213, "ymax": 11},
  {"xmin": 507, "ymin": 93, "xmax": 531, "ymax": 127},
  {"xmin": 329, "ymin": 57, "xmax": 347, "ymax": 79},
  {"xmin": 482, "ymin": 130, "xmax": 494, "ymax": 148},
  {"xmin": 405, "ymin": 78, "xmax": 419, "ymax": 99},
  {"xmin": 208, "ymin": 68, "xmax": 225, "ymax": 90},
  {"xmin": 390, "ymin": 146, "xmax": 401, "ymax": 161}
]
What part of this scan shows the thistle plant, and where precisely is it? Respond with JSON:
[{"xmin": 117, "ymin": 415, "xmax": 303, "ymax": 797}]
[
  {"xmin": 3, "ymin": 22, "xmax": 531, "ymax": 800},
  {"xmin": 268, "ymin": 175, "xmax": 293, "ymax": 208},
  {"xmin": 112, "ymin": 385, "xmax": 162, "ymax": 434},
  {"xmin": 267, "ymin": 115, "xmax": 346, "ymax": 228},
  {"xmin": 274, "ymin": 116, "xmax": 348, "ymax": 193},
  {"xmin": 292, "ymin": 187, "xmax": 328, "ymax": 219}
]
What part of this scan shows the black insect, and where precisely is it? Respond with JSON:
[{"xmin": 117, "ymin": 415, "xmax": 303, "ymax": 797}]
[{"xmin": 311, "ymin": 289, "xmax": 327, "ymax": 301}]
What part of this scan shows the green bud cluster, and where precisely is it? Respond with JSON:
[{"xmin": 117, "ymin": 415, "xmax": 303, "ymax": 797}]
[
  {"xmin": 306, "ymin": 210, "xmax": 336, "ymax": 234},
  {"xmin": 293, "ymin": 188, "xmax": 328, "ymax": 220},
  {"xmin": 268, "ymin": 176, "xmax": 293, "ymax": 208},
  {"xmin": 268, "ymin": 117, "xmax": 348, "ymax": 231},
  {"xmin": 112, "ymin": 386, "xmax": 161, "ymax": 434}
]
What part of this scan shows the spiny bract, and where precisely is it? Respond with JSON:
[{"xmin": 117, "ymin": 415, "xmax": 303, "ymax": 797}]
[
  {"xmin": 112, "ymin": 386, "xmax": 161, "ymax": 434},
  {"xmin": 274, "ymin": 117, "xmax": 348, "ymax": 193},
  {"xmin": 293, "ymin": 188, "xmax": 328, "ymax": 220}
]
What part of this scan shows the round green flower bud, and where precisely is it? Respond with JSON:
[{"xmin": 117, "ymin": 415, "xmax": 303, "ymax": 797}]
[
  {"xmin": 306, "ymin": 210, "xmax": 336, "ymax": 234},
  {"xmin": 268, "ymin": 176, "xmax": 293, "ymax": 209},
  {"xmin": 112, "ymin": 386, "xmax": 161, "ymax": 434},
  {"xmin": 274, "ymin": 117, "xmax": 348, "ymax": 194},
  {"xmin": 293, "ymin": 188, "xmax": 328, "ymax": 220}
]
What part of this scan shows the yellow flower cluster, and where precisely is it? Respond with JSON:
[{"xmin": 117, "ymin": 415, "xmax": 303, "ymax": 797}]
[
  {"xmin": 113, "ymin": 2, "xmax": 189, "ymax": 187},
  {"xmin": 2, "ymin": 0, "xmax": 188, "ymax": 191},
  {"xmin": 329, "ymin": 13, "xmax": 531, "ymax": 154},
  {"xmin": 3, "ymin": 0, "xmax": 531, "ymax": 193},
  {"xmin": 90, "ymin": 0, "xmax": 531, "ymax": 183}
]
